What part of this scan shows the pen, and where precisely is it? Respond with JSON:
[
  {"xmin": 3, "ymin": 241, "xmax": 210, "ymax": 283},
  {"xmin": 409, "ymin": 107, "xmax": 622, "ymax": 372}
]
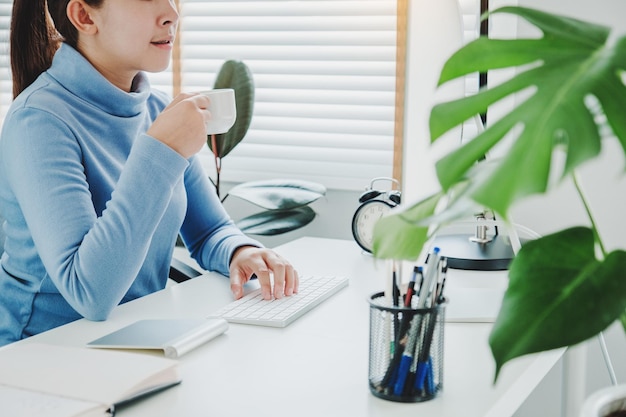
[
  {"xmin": 436, "ymin": 258, "xmax": 448, "ymax": 304},
  {"xmin": 380, "ymin": 308, "xmax": 415, "ymax": 391},
  {"xmin": 404, "ymin": 266, "xmax": 420, "ymax": 307},
  {"xmin": 426, "ymin": 356, "xmax": 435, "ymax": 394},
  {"xmin": 415, "ymin": 308, "xmax": 439, "ymax": 392},
  {"xmin": 392, "ymin": 263, "xmax": 401, "ymax": 308},
  {"xmin": 390, "ymin": 261, "xmax": 401, "ymax": 355},
  {"xmin": 403, "ymin": 312, "xmax": 428, "ymax": 396},
  {"xmin": 417, "ymin": 247, "xmax": 441, "ymax": 308},
  {"xmin": 392, "ymin": 313, "xmax": 422, "ymax": 396},
  {"xmin": 415, "ymin": 267, "xmax": 425, "ymax": 299}
]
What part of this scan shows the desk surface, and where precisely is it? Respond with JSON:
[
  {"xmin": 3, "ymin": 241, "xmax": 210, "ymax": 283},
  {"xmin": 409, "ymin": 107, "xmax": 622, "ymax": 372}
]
[{"xmin": 23, "ymin": 237, "xmax": 563, "ymax": 417}]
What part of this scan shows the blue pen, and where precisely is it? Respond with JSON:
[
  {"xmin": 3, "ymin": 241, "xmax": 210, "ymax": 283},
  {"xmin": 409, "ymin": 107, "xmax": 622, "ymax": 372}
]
[
  {"xmin": 415, "ymin": 308, "xmax": 439, "ymax": 392},
  {"xmin": 392, "ymin": 313, "xmax": 422, "ymax": 396},
  {"xmin": 415, "ymin": 356, "xmax": 436, "ymax": 393},
  {"xmin": 426, "ymin": 356, "xmax": 435, "ymax": 394},
  {"xmin": 415, "ymin": 360, "xmax": 428, "ymax": 392}
]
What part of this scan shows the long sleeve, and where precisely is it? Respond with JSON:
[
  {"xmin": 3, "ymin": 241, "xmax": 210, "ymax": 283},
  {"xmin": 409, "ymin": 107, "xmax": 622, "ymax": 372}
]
[
  {"xmin": 1, "ymin": 106, "xmax": 188, "ymax": 320},
  {"xmin": 180, "ymin": 157, "xmax": 262, "ymax": 276}
]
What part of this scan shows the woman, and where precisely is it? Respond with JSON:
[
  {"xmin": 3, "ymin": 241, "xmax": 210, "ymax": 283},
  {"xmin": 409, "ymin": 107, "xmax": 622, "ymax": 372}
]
[{"xmin": 0, "ymin": 0, "xmax": 298, "ymax": 346}]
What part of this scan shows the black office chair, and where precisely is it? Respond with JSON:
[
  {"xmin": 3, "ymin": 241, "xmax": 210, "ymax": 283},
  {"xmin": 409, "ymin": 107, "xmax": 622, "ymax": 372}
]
[{"xmin": 168, "ymin": 257, "xmax": 202, "ymax": 283}]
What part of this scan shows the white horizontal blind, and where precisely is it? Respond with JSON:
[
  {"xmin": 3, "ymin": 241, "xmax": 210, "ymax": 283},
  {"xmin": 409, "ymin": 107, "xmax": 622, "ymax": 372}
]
[
  {"xmin": 172, "ymin": 0, "xmax": 399, "ymax": 191},
  {"xmin": 0, "ymin": 0, "xmax": 11, "ymax": 120}
]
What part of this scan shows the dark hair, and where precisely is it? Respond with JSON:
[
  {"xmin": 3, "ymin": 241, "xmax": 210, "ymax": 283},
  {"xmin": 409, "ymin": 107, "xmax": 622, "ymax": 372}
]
[{"xmin": 10, "ymin": 0, "xmax": 103, "ymax": 98}]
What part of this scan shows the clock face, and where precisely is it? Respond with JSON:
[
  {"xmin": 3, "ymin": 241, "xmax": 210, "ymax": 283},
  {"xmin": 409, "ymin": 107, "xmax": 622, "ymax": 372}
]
[{"xmin": 351, "ymin": 199, "xmax": 394, "ymax": 253}]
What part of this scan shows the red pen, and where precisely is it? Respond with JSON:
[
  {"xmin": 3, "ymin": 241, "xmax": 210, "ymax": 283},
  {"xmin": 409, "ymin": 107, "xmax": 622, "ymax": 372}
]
[{"xmin": 404, "ymin": 266, "xmax": 422, "ymax": 307}]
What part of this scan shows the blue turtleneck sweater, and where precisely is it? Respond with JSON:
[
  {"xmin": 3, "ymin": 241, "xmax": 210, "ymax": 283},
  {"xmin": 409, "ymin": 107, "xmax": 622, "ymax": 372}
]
[{"xmin": 0, "ymin": 44, "xmax": 260, "ymax": 346}]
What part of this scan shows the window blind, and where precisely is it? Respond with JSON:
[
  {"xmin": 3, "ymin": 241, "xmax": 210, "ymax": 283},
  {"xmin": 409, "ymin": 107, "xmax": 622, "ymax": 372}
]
[
  {"xmin": 158, "ymin": 0, "xmax": 486, "ymax": 191},
  {"xmin": 0, "ymin": 0, "xmax": 11, "ymax": 119},
  {"xmin": 160, "ymin": 0, "xmax": 400, "ymax": 191}
]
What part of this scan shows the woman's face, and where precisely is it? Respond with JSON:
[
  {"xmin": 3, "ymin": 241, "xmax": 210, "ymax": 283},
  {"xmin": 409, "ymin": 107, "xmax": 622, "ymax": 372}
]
[{"xmin": 77, "ymin": 0, "xmax": 179, "ymax": 91}]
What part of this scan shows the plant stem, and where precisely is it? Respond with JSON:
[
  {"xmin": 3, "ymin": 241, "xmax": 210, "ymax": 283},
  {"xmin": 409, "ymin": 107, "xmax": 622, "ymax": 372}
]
[
  {"xmin": 210, "ymin": 134, "xmax": 221, "ymax": 198},
  {"xmin": 572, "ymin": 171, "xmax": 607, "ymax": 258}
]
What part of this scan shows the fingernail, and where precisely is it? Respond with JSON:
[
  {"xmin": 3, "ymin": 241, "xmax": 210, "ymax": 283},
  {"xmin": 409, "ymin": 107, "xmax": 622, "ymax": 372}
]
[{"xmin": 262, "ymin": 288, "xmax": 271, "ymax": 300}]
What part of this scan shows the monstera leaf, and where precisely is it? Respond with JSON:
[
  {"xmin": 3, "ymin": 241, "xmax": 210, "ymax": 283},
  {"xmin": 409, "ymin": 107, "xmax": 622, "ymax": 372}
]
[
  {"xmin": 430, "ymin": 6, "xmax": 626, "ymax": 217},
  {"xmin": 489, "ymin": 228, "xmax": 626, "ymax": 378},
  {"xmin": 373, "ymin": 6, "xmax": 626, "ymax": 381}
]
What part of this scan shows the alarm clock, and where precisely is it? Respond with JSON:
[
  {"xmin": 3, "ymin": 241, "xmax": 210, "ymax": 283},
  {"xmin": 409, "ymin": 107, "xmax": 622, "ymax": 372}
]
[{"xmin": 351, "ymin": 177, "xmax": 401, "ymax": 253}]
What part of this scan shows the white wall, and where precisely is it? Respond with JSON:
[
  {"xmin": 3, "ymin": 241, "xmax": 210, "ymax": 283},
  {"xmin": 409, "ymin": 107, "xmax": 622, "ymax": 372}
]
[
  {"xmin": 511, "ymin": 0, "xmax": 626, "ymax": 414},
  {"xmin": 511, "ymin": 0, "xmax": 626, "ymax": 252},
  {"xmin": 401, "ymin": 0, "xmax": 466, "ymax": 205}
]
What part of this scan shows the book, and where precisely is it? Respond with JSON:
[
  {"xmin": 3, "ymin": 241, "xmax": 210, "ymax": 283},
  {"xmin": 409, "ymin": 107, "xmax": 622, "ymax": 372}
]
[
  {"xmin": 87, "ymin": 318, "xmax": 229, "ymax": 358},
  {"xmin": 0, "ymin": 342, "xmax": 181, "ymax": 417}
]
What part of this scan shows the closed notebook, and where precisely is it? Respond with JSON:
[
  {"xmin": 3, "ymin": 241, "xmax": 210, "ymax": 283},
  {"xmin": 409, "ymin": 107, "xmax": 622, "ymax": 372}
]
[
  {"xmin": 87, "ymin": 318, "xmax": 229, "ymax": 358},
  {"xmin": 0, "ymin": 342, "xmax": 181, "ymax": 417}
]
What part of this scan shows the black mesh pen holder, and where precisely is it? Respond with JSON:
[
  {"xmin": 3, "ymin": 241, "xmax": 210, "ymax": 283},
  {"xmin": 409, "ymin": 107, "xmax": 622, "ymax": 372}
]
[{"xmin": 368, "ymin": 291, "xmax": 446, "ymax": 402}]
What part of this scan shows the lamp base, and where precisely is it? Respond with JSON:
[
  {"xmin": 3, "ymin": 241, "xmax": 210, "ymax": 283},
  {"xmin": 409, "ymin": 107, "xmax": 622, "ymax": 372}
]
[{"xmin": 432, "ymin": 234, "xmax": 525, "ymax": 271}]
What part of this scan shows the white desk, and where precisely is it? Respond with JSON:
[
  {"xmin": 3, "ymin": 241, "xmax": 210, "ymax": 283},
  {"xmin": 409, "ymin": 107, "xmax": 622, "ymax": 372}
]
[{"xmin": 23, "ymin": 237, "xmax": 563, "ymax": 417}]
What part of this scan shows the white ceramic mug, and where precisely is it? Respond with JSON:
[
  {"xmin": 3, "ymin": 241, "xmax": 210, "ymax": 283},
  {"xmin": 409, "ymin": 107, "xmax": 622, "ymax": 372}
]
[{"xmin": 199, "ymin": 88, "xmax": 236, "ymax": 135}]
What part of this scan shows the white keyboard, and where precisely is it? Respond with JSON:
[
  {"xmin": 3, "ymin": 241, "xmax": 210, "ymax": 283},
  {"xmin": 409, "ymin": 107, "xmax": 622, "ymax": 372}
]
[{"xmin": 209, "ymin": 275, "xmax": 349, "ymax": 327}]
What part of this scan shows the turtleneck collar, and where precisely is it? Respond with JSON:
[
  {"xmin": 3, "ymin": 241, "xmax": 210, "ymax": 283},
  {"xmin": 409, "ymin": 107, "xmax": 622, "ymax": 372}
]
[{"xmin": 46, "ymin": 43, "xmax": 152, "ymax": 117}]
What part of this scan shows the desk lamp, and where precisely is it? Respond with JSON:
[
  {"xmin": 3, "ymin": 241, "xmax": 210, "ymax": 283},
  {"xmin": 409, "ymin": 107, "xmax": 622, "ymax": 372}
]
[{"xmin": 432, "ymin": 213, "xmax": 521, "ymax": 270}]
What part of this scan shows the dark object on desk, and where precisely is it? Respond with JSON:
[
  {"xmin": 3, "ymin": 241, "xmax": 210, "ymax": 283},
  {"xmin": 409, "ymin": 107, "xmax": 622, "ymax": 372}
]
[
  {"xmin": 169, "ymin": 257, "xmax": 202, "ymax": 283},
  {"xmin": 432, "ymin": 233, "xmax": 522, "ymax": 271}
]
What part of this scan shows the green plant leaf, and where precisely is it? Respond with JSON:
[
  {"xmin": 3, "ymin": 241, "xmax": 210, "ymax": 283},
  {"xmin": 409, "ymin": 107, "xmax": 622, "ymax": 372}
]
[
  {"xmin": 430, "ymin": 6, "xmax": 626, "ymax": 217},
  {"xmin": 372, "ymin": 191, "xmax": 443, "ymax": 260},
  {"xmin": 489, "ymin": 227, "xmax": 626, "ymax": 379},
  {"xmin": 208, "ymin": 60, "xmax": 255, "ymax": 158},
  {"xmin": 227, "ymin": 179, "xmax": 326, "ymax": 210},
  {"xmin": 236, "ymin": 206, "xmax": 317, "ymax": 236},
  {"xmin": 371, "ymin": 171, "xmax": 494, "ymax": 261}
]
